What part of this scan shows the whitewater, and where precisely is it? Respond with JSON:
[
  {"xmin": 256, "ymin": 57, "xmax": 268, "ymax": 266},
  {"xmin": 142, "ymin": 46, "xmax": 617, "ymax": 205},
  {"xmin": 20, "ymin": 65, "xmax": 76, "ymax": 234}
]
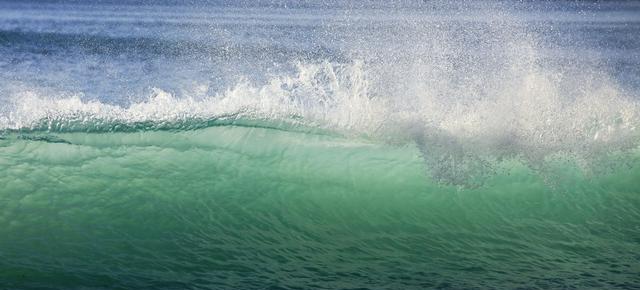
[{"xmin": 1, "ymin": 1, "xmax": 639, "ymax": 289}]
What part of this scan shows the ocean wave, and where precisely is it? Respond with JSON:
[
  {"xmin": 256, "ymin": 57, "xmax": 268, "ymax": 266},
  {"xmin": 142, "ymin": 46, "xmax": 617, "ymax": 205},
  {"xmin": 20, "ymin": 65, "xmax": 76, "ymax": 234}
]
[
  {"xmin": 3, "ymin": 8, "xmax": 640, "ymax": 187},
  {"xmin": 0, "ymin": 61, "xmax": 380, "ymax": 133},
  {"xmin": 3, "ymin": 59, "xmax": 639, "ymax": 139},
  {"xmin": 2, "ymin": 60, "xmax": 639, "ymax": 187},
  {"xmin": 2, "ymin": 122, "xmax": 638, "ymax": 289}
]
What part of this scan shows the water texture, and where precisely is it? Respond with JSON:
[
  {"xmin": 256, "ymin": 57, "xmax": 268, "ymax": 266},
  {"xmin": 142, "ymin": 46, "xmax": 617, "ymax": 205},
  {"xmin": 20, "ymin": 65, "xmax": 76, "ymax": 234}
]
[{"xmin": 1, "ymin": 1, "xmax": 639, "ymax": 289}]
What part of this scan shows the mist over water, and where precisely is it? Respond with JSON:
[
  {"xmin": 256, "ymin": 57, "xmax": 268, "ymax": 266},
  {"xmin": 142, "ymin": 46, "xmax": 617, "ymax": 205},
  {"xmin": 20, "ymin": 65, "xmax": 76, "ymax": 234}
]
[{"xmin": 1, "ymin": 1, "xmax": 640, "ymax": 289}]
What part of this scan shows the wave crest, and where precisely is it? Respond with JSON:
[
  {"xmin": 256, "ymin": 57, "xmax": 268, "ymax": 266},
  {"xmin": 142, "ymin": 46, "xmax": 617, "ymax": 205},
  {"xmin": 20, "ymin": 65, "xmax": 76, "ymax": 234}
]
[
  {"xmin": 0, "ymin": 61, "xmax": 384, "ymax": 133},
  {"xmin": 2, "ymin": 57, "xmax": 640, "ymax": 187}
]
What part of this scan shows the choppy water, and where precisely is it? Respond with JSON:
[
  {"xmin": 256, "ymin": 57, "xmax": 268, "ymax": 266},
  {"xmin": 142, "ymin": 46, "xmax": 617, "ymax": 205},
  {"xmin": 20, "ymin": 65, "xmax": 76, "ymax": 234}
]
[{"xmin": 1, "ymin": 1, "xmax": 640, "ymax": 289}]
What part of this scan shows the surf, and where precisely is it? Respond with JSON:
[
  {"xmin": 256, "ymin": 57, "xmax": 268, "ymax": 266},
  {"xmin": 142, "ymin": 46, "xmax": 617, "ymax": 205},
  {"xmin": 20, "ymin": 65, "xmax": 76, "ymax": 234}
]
[
  {"xmin": 1, "ymin": 124, "xmax": 640, "ymax": 288},
  {"xmin": 2, "ymin": 1, "xmax": 640, "ymax": 289}
]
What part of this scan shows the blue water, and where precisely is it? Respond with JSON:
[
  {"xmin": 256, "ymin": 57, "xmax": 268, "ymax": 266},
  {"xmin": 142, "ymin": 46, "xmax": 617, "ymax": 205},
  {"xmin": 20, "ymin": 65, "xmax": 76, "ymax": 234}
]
[{"xmin": 1, "ymin": 1, "xmax": 640, "ymax": 289}]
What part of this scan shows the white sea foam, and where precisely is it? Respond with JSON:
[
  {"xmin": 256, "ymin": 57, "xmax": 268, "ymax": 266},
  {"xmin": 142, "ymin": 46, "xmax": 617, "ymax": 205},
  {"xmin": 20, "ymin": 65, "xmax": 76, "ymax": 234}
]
[
  {"xmin": 1, "ymin": 5, "xmax": 639, "ymax": 185},
  {"xmin": 0, "ymin": 61, "xmax": 383, "ymax": 133},
  {"xmin": 3, "ymin": 57, "xmax": 638, "ymax": 147}
]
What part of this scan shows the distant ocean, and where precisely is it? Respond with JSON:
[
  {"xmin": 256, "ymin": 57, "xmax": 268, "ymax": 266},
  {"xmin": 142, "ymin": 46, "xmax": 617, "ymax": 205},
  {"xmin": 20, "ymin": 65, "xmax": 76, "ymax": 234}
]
[{"xmin": 1, "ymin": 1, "xmax": 639, "ymax": 289}]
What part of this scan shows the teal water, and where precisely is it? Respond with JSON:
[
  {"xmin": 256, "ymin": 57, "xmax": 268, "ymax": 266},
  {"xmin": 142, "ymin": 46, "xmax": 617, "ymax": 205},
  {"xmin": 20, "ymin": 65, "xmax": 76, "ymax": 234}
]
[
  {"xmin": 2, "ymin": 1, "xmax": 640, "ymax": 289},
  {"xmin": 1, "ymin": 125, "xmax": 639, "ymax": 289}
]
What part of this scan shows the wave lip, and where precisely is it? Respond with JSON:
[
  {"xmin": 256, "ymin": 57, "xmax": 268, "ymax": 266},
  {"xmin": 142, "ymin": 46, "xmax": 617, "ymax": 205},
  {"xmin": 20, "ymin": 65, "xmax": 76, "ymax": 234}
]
[
  {"xmin": 0, "ymin": 61, "xmax": 382, "ymax": 134},
  {"xmin": 2, "ymin": 60, "xmax": 640, "ymax": 185}
]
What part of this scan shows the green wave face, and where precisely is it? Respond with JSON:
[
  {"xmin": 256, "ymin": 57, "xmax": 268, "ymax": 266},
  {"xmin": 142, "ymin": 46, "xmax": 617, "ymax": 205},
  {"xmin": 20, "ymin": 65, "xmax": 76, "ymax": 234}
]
[{"xmin": 1, "ymin": 126, "xmax": 639, "ymax": 289}]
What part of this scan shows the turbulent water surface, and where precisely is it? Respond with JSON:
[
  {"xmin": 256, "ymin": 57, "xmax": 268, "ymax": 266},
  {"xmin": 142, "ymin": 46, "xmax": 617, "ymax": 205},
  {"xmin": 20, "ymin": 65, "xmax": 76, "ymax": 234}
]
[{"xmin": 1, "ymin": 1, "xmax": 640, "ymax": 289}]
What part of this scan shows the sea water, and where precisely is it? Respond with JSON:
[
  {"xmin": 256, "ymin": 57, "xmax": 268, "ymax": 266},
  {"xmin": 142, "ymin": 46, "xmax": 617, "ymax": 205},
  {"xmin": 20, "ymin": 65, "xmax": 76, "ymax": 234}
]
[{"xmin": 1, "ymin": 1, "xmax": 639, "ymax": 289}]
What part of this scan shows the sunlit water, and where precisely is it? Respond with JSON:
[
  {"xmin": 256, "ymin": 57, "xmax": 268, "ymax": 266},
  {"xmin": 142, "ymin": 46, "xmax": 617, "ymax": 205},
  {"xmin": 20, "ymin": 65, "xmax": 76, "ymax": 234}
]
[{"xmin": 1, "ymin": 1, "xmax": 640, "ymax": 289}]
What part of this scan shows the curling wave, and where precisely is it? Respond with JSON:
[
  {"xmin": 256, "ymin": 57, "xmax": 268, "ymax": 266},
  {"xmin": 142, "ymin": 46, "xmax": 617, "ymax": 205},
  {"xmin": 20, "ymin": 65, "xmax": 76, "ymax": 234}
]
[{"xmin": 2, "ymin": 58, "xmax": 640, "ymax": 186}]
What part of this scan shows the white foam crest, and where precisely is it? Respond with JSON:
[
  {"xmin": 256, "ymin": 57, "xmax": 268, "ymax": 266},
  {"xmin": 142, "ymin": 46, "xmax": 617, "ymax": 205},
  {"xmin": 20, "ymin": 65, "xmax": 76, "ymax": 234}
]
[
  {"xmin": 2, "ymin": 6, "xmax": 640, "ymax": 186},
  {"xmin": 324, "ymin": 10, "xmax": 640, "ymax": 185},
  {"xmin": 403, "ymin": 63, "xmax": 640, "ymax": 186},
  {"xmin": 2, "ymin": 56, "xmax": 639, "ymax": 186},
  {"xmin": 418, "ymin": 66, "xmax": 639, "ymax": 152},
  {"xmin": 0, "ymin": 61, "xmax": 386, "ymax": 133},
  {"xmin": 2, "ymin": 58, "xmax": 638, "ymax": 149}
]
